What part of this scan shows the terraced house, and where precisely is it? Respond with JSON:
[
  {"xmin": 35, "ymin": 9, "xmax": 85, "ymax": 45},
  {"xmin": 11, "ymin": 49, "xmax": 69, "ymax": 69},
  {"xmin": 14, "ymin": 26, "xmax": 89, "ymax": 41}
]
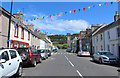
[{"xmin": 0, "ymin": 6, "xmax": 53, "ymax": 50}]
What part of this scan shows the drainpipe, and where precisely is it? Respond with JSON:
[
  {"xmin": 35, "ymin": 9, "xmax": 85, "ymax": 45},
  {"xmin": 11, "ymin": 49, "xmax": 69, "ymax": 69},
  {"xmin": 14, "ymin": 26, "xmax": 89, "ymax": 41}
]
[{"xmin": 7, "ymin": 0, "xmax": 13, "ymax": 48}]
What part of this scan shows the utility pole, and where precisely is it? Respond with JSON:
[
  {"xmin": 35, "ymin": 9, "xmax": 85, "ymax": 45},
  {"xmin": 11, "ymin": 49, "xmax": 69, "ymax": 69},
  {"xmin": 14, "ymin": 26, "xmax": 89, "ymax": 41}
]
[{"xmin": 7, "ymin": 0, "xmax": 13, "ymax": 48}]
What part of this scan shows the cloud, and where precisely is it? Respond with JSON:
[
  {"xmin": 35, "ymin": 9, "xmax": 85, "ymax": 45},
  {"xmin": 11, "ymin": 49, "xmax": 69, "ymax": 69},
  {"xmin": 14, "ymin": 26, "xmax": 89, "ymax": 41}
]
[{"xmin": 26, "ymin": 13, "xmax": 89, "ymax": 33}]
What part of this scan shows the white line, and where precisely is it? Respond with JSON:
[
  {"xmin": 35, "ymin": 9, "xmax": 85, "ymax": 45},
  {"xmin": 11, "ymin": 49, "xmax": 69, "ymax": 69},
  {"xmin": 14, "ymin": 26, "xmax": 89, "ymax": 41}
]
[
  {"xmin": 76, "ymin": 70, "xmax": 83, "ymax": 78},
  {"xmin": 69, "ymin": 61, "xmax": 74, "ymax": 67}
]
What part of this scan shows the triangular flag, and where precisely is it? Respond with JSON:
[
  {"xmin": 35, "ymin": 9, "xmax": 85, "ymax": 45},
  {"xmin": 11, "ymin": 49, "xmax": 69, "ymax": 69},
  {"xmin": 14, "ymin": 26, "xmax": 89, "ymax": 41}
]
[
  {"xmin": 34, "ymin": 18, "xmax": 36, "ymax": 20},
  {"xmin": 111, "ymin": 2, "xmax": 113, "ymax": 4},
  {"xmin": 57, "ymin": 13, "xmax": 59, "ymax": 16},
  {"xmin": 78, "ymin": 9, "xmax": 80, "ymax": 11},
  {"xmin": 53, "ymin": 14, "xmax": 55, "ymax": 16},
  {"xmin": 83, "ymin": 8, "xmax": 85, "ymax": 11},
  {"xmin": 50, "ymin": 15, "xmax": 51, "ymax": 18},
  {"xmin": 31, "ymin": 19, "xmax": 33, "ymax": 21},
  {"xmin": 105, "ymin": 3, "xmax": 107, "ymax": 5},
  {"xmin": 99, "ymin": 4, "xmax": 101, "ymax": 6},
  {"xmin": 40, "ymin": 17, "xmax": 42, "ymax": 19},
  {"xmin": 69, "ymin": 11, "xmax": 71, "ymax": 13},
  {"xmin": 61, "ymin": 13, "xmax": 63, "ymax": 15},
  {"xmin": 26, "ymin": 20, "xmax": 28, "ymax": 22},
  {"xmin": 43, "ymin": 16, "xmax": 44, "ymax": 19},
  {"xmin": 24, "ymin": 20, "xmax": 26, "ymax": 22},
  {"xmin": 37, "ymin": 18, "xmax": 39, "ymax": 20},
  {"xmin": 88, "ymin": 6, "xmax": 90, "ymax": 9},
  {"xmin": 65, "ymin": 12, "xmax": 67, "ymax": 14},
  {"xmin": 117, "ymin": 0, "xmax": 119, "ymax": 3},
  {"xmin": 74, "ymin": 10, "xmax": 76, "ymax": 13}
]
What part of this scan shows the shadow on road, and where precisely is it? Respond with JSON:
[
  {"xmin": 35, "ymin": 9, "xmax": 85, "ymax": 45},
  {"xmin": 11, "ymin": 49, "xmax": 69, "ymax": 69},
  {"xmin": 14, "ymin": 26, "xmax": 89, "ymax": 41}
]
[{"xmin": 89, "ymin": 60, "xmax": 119, "ymax": 68}]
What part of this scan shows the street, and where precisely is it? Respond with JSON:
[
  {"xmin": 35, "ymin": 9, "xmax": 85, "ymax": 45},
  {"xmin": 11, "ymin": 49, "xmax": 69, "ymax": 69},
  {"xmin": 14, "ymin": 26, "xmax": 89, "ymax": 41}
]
[{"xmin": 22, "ymin": 49, "xmax": 118, "ymax": 77}]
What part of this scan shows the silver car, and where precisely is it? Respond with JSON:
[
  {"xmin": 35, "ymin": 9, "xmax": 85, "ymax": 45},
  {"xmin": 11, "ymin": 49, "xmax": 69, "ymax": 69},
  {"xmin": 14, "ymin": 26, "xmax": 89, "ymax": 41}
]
[
  {"xmin": 92, "ymin": 51, "xmax": 117, "ymax": 64},
  {"xmin": 37, "ymin": 49, "xmax": 48, "ymax": 60}
]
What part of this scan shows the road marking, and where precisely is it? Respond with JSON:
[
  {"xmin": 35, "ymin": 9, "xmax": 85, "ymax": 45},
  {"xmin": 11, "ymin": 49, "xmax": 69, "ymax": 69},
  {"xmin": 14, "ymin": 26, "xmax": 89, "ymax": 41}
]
[
  {"xmin": 69, "ymin": 60, "xmax": 74, "ymax": 67},
  {"xmin": 76, "ymin": 70, "xmax": 83, "ymax": 78}
]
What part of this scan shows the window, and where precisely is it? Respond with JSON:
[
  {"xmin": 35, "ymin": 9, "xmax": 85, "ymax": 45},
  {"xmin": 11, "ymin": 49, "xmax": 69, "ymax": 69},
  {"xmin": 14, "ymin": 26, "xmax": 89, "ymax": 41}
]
[
  {"xmin": 101, "ymin": 45, "xmax": 103, "ymax": 50},
  {"xmin": 107, "ymin": 45, "xmax": 110, "ymax": 51},
  {"xmin": 28, "ymin": 32, "xmax": 30, "ymax": 40},
  {"xmin": 20, "ymin": 43, "xmax": 23, "ymax": 47},
  {"xmin": 1, "ymin": 51, "xmax": 9, "ymax": 61},
  {"xmin": 9, "ymin": 50, "xmax": 17, "ymax": 59},
  {"xmin": 24, "ymin": 44, "xmax": 26, "ymax": 47},
  {"xmin": 14, "ymin": 23, "xmax": 19, "ymax": 38},
  {"xmin": 21, "ymin": 28, "xmax": 24, "ymax": 39},
  {"xmin": 101, "ymin": 34, "xmax": 103, "ymax": 41},
  {"xmin": 117, "ymin": 27, "xmax": 120, "ymax": 37},
  {"xmin": 96, "ymin": 36, "xmax": 98, "ymax": 42},
  {"xmin": 108, "ymin": 31, "xmax": 110, "ymax": 39},
  {"xmin": 14, "ymin": 42, "xmax": 18, "ymax": 48}
]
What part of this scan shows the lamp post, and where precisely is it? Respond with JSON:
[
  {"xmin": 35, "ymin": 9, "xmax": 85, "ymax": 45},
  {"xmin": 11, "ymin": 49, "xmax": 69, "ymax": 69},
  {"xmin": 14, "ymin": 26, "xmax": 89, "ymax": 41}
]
[{"xmin": 7, "ymin": 0, "xmax": 13, "ymax": 48}]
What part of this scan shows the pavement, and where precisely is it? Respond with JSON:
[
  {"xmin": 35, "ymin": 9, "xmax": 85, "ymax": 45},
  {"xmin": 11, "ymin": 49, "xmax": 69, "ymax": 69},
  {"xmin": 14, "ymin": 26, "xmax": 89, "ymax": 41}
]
[{"xmin": 22, "ymin": 49, "xmax": 119, "ymax": 77}]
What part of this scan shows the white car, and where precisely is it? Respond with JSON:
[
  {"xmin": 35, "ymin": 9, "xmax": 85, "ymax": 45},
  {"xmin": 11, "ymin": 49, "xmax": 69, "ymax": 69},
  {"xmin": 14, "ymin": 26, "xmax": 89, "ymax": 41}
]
[
  {"xmin": 77, "ymin": 50, "xmax": 90, "ymax": 56},
  {"xmin": 0, "ymin": 48, "xmax": 23, "ymax": 77}
]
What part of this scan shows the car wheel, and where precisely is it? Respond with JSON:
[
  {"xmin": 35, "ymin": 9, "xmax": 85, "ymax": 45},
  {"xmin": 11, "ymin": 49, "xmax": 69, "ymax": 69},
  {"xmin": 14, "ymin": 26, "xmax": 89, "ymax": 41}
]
[
  {"xmin": 15, "ymin": 65, "xmax": 23, "ymax": 77},
  {"xmin": 20, "ymin": 52, "xmax": 28, "ymax": 61},
  {"xmin": 32, "ymin": 59, "xmax": 37, "ymax": 67},
  {"xmin": 99, "ymin": 58, "xmax": 102, "ymax": 64}
]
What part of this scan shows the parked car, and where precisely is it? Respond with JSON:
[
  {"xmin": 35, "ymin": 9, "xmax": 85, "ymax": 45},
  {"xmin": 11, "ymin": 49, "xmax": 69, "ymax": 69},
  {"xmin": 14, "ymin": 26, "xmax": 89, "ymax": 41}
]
[
  {"xmin": 77, "ymin": 50, "xmax": 90, "ymax": 56},
  {"xmin": 37, "ymin": 49, "xmax": 48, "ymax": 60},
  {"xmin": 0, "ymin": 48, "xmax": 23, "ymax": 77},
  {"xmin": 66, "ymin": 48, "xmax": 72, "ymax": 52},
  {"xmin": 92, "ymin": 51, "xmax": 118, "ymax": 64},
  {"xmin": 53, "ymin": 48, "xmax": 58, "ymax": 52},
  {"xmin": 16, "ymin": 47, "xmax": 42, "ymax": 67},
  {"xmin": 47, "ymin": 50, "xmax": 51, "ymax": 56}
]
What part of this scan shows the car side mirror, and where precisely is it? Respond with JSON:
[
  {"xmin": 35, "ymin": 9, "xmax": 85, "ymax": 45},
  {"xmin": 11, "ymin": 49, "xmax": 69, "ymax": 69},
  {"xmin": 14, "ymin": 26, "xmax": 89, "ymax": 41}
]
[{"xmin": 0, "ymin": 59, "xmax": 6, "ymax": 63}]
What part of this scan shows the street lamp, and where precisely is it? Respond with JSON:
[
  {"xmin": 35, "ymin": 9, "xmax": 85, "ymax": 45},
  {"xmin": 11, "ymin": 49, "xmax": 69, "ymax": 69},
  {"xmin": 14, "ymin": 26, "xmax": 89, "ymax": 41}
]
[{"xmin": 7, "ymin": 0, "xmax": 13, "ymax": 48}]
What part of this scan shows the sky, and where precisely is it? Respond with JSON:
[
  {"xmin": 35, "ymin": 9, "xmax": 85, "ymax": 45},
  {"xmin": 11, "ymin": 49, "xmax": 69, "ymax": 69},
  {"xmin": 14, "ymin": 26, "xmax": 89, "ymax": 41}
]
[{"xmin": 1, "ymin": 1, "xmax": 119, "ymax": 35}]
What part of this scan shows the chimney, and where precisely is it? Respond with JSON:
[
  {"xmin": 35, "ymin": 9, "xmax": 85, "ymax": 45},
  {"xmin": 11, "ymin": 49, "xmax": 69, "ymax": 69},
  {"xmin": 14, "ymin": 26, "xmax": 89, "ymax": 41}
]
[
  {"xmin": 13, "ymin": 11, "xmax": 23, "ymax": 22},
  {"xmin": 114, "ymin": 11, "xmax": 119, "ymax": 21}
]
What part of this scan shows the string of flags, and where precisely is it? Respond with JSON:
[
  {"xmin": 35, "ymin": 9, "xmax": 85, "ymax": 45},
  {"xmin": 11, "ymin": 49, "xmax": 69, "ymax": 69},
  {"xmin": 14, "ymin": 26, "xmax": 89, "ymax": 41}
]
[
  {"xmin": 21, "ymin": 1, "xmax": 119, "ymax": 24},
  {"xmin": 15, "ymin": 1, "xmax": 119, "ymax": 35}
]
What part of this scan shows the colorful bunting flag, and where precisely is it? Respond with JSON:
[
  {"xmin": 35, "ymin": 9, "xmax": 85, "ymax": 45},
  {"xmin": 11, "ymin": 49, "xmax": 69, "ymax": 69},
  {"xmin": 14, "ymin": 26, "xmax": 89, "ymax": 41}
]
[
  {"xmin": 34, "ymin": 18, "xmax": 36, "ymax": 20},
  {"xmin": 99, "ymin": 4, "xmax": 101, "ymax": 6},
  {"xmin": 40, "ymin": 17, "xmax": 42, "ymax": 19},
  {"xmin": 69, "ymin": 11, "xmax": 71, "ymax": 14},
  {"xmin": 65, "ymin": 12, "xmax": 67, "ymax": 14},
  {"xmin": 53, "ymin": 14, "xmax": 55, "ymax": 16},
  {"xmin": 83, "ymin": 8, "xmax": 85, "ymax": 11},
  {"xmin": 74, "ymin": 10, "xmax": 76, "ymax": 13},
  {"xmin": 50, "ymin": 15, "xmax": 51, "ymax": 18},
  {"xmin": 57, "ymin": 13, "xmax": 59, "ymax": 16},
  {"xmin": 37, "ymin": 18, "xmax": 39, "ymax": 20},
  {"xmin": 105, "ymin": 3, "xmax": 107, "ymax": 6},
  {"xmin": 117, "ymin": 0, "xmax": 119, "ymax": 3},
  {"xmin": 88, "ymin": 6, "xmax": 90, "ymax": 9},
  {"xmin": 111, "ymin": 2, "xmax": 113, "ymax": 4},
  {"xmin": 31, "ymin": 19, "xmax": 33, "ymax": 21},
  {"xmin": 78, "ymin": 9, "xmax": 80, "ymax": 11},
  {"xmin": 24, "ymin": 20, "xmax": 26, "ymax": 22},
  {"xmin": 61, "ymin": 13, "xmax": 63, "ymax": 15}
]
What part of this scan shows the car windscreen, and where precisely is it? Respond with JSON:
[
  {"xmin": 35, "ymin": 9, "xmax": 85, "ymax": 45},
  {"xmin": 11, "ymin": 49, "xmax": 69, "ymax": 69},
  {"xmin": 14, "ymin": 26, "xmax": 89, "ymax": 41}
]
[
  {"xmin": 99, "ymin": 52, "xmax": 113, "ymax": 55},
  {"xmin": 82, "ymin": 50, "xmax": 89, "ymax": 52},
  {"xmin": 16, "ymin": 48, "xmax": 29, "ymax": 54},
  {"xmin": 37, "ymin": 50, "xmax": 45, "ymax": 53}
]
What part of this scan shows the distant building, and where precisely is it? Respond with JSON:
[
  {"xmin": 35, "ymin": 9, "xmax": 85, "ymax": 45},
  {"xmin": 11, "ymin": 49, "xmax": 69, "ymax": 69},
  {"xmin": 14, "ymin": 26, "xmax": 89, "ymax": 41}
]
[{"xmin": 92, "ymin": 12, "xmax": 120, "ymax": 58}]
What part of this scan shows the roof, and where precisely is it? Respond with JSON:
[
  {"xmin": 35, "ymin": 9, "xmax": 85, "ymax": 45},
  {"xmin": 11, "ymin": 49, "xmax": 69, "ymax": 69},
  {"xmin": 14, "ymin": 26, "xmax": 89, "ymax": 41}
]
[{"xmin": 92, "ymin": 19, "xmax": 120, "ymax": 36}]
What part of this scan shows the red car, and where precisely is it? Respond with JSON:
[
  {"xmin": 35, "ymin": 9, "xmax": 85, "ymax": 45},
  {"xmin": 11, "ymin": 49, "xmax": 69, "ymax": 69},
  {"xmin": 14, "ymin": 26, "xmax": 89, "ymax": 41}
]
[{"xmin": 16, "ymin": 47, "xmax": 42, "ymax": 67}]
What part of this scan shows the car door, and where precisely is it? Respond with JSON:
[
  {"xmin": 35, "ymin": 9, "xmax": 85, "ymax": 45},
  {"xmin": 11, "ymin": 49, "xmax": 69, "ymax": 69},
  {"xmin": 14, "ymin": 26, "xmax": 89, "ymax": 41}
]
[
  {"xmin": 9, "ymin": 50, "xmax": 19, "ymax": 72},
  {"xmin": 0, "ymin": 50, "xmax": 12, "ymax": 76}
]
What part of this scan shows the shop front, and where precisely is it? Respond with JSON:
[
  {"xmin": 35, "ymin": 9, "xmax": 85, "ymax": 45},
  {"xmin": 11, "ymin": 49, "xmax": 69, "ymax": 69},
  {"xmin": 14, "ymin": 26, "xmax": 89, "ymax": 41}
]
[{"xmin": 10, "ymin": 40, "xmax": 29, "ymax": 48}]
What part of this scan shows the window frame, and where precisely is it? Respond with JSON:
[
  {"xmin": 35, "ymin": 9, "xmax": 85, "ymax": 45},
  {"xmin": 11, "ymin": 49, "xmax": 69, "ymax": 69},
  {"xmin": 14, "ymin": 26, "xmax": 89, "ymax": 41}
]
[
  {"xmin": 21, "ymin": 27, "xmax": 24, "ymax": 39},
  {"xmin": 14, "ymin": 23, "xmax": 19, "ymax": 38}
]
